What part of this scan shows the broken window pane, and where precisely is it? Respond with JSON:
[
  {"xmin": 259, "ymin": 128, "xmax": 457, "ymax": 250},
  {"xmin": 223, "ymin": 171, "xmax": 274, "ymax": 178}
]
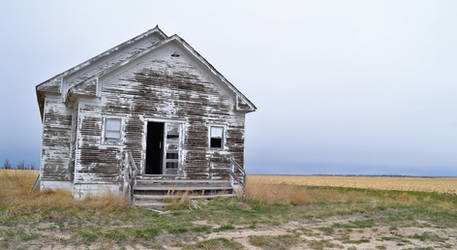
[
  {"xmin": 166, "ymin": 153, "xmax": 178, "ymax": 159},
  {"xmin": 210, "ymin": 138, "xmax": 222, "ymax": 148},
  {"xmin": 210, "ymin": 126, "xmax": 223, "ymax": 148},
  {"xmin": 167, "ymin": 134, "xmax": 179, "ymax": 139},
  {"xmin": 166, "ymin": 162, "xmax": 178, "ymax": 168}
]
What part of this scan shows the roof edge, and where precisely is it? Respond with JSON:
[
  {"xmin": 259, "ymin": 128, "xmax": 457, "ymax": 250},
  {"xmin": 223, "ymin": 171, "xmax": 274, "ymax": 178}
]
[
  {"xmin": 35, "ymin": 25, "xmax": 168, "ymax": 90},
  {"xmin": 93, "ymin": 34, "xmax": 257, "ymax": 112}
]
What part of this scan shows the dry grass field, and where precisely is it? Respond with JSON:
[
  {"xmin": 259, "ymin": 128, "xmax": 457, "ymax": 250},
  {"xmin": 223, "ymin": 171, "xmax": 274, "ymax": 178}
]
[
  {"xmin": 1, "ymin": 170, "xmax": 457, "ymax": 249},
  {"xmin": 0, "ymin": 170, "xmax": 127, "ymax": 216},
  {"xmin": 249, "ymin": 175, "xmax": 457, "ymax": 194}
]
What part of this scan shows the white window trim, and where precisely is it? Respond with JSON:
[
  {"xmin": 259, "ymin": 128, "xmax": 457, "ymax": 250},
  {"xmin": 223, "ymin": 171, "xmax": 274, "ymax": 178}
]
[
  {"xmin": 208, "ymin": 125, "xmax": 226, "ymax": 150},
  {"xmin": 101, "ymin": 116, "xmax": 124, "ymax": 145}
]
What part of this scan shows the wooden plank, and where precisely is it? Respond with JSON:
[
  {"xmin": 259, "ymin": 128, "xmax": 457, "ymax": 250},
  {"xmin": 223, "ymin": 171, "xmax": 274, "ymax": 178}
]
[
  {"xmin": 133, "ymin": 193, "xmax": 235, "ymax": 200},
  {"xmin": 134, "ymin": 186, "xmax": 233, "ymax": 191}
]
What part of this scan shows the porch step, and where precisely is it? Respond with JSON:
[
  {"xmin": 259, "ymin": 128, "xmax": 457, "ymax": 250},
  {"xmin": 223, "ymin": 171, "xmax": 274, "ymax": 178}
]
[
  {"xmin": 134, "ymin": 193, "xmax": 236, "ymax": 200},
  {"xmin": 132, "ymin": 178, "xmax": 236, "ymax": 208},
  {"xmin": 134, "ymin": 200, "xmax": 170, "ymax": 209},
  {"xmin": 133, "ymin": 186, "xmax": 233, "ymax": 191},
  {"xmin": 135, "ymin": 179, "xmax": 232, "ymax": 188}
]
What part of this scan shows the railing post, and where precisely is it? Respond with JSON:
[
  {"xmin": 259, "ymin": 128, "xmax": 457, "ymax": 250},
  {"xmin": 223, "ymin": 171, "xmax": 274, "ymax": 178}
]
[{"xmin": 229, "ymin": 157, "xmax": 246, "ymax": 199}]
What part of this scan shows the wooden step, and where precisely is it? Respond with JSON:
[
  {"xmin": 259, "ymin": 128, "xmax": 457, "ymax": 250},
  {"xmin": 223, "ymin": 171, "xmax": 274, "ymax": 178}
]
[
  {"xmin": 134, "ymin": 193, "xmax": 236, "ymax": 200},
  {"xmin": 135, "ymin": 179, "xmax": 232, "ymax": 187},
  {"xmin": 134, "ymin": 200, "xmax": 170, "ymax": 209},
  {"xmin": 133, "ymin": 186, "xmax": 233, "ymax": 191}
]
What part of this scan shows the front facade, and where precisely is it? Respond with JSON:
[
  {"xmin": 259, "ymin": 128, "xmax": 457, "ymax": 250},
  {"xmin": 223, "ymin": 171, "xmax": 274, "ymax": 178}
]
[{"xmin": 36, "ymin": 26, "xmax": 256, "ymax": 198}]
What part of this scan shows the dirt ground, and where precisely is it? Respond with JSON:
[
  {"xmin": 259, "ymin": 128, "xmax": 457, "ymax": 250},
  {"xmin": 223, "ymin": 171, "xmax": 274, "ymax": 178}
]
[{"xmin": 8, "ymin": 210, "xmax": 455, "ymax": 250}]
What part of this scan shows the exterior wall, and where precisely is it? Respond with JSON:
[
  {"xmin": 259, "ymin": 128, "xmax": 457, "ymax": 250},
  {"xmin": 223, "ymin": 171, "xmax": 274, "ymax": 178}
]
[
  {"xmin": 74, "ymin": 98, "xmax": 123, "ymax": 185},
  {"xmin": 73, "ymin": 41, "xmax": 247, "ymax": 185},
  {"xmin": 61, "ymin": 34, "xmax": 164, "ymax": 96},
  {"xmin": 39, "ymin": 94, "xmax": 73, "ymax": 182},
  {"xmin": 40, "ymin": 181, "xmax": 73, "ymax": 192},
  {"xmin": 73, "ymin": 183, "xmax": 120, "ymax": 199}
]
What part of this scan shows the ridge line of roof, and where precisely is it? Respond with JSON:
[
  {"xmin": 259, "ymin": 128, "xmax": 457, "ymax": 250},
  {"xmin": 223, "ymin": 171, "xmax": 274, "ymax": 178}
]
[{"xmin": 36, "ymin": 25, "xmax": 167, "ymax": 89}]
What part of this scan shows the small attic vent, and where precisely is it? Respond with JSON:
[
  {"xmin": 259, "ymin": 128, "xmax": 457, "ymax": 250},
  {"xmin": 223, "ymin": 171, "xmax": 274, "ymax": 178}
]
[{"xmin": 171, "ymin": 52, "xmax": 180, "ymax": 57}]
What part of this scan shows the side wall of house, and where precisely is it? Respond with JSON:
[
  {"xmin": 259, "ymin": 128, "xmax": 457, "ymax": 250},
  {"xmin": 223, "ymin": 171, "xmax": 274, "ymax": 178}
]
[
  {"xmin": 72, "ymin": 41, "xmax": 247, "ymax": 189},
  {"xmin": 72, "ymin": 98, "xmax": 123, "ymax": 198},
  {"xmin": 39, "ymin": 94, "xmax": 74, "ymax": 191}
]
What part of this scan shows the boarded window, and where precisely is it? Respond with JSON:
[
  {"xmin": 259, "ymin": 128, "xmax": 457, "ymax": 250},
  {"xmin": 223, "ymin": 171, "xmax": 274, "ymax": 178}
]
[
  {"xmin": 104, "ymin": 118, "xmax": 121, "ymax": 141},
  {"xmin": 210, "ymin": 126, "xmax": 223, "ymax": 149}
]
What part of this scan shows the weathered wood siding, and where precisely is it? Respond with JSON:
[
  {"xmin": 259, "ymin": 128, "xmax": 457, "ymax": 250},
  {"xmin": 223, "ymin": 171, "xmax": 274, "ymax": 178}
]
[
  {"xmin": 73, "ymin": 41, "xmax": 246, "ymax": 184},
  {"xmin": 40, "ymin": 94, "xmax": 73, "ymax": 181}
]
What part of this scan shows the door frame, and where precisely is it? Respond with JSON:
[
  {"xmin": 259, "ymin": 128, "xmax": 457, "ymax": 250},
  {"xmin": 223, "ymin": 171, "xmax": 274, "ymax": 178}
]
[{"xmin": 141, "ymin": 117, "xmax": 185, "ymax": 175}]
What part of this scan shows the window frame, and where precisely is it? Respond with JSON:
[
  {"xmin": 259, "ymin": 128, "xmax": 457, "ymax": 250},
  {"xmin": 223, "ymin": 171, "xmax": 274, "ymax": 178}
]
[
  {"xmin": 208, "ymin": 125, "xmax": 225, "ymax": 150},
  {"xmin": 102, "ymin": 117, "xmax": 123, "ymax": 145}
]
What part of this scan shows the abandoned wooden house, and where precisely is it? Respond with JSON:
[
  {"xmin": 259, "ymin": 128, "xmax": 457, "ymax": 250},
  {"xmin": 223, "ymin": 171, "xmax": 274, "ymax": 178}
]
[{"xmin": 35, "ymin": 26, "xmax": 256, "ymax": 206}]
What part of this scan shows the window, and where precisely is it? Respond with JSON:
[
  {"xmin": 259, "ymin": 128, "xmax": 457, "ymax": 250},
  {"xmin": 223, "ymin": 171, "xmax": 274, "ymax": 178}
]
[
  {"xmin": 104, "ymin": 118, "xmax": 121, "ymax": 142},
  {"xmin": 210, "ymin": 126, "xmax": 224, "ymax": 149}
]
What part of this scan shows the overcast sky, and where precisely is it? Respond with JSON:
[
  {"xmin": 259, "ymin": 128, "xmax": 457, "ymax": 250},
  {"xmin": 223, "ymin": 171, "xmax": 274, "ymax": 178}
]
[{"xmin": 1, "ymin": 1, "xmax": 456, "ymax": 176}]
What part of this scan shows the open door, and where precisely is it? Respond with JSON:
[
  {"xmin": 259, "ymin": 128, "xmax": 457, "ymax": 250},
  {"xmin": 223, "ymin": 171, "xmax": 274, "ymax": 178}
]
[{"xmin": 145, "ymin": 122, "xmax": 164, "ymax": 174}]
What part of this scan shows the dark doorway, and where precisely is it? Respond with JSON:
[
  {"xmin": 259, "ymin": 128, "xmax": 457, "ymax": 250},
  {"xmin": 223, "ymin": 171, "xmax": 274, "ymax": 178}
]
[{"xmin": 145, "ymin": 122, "xmax": 164, "ymax": 174}]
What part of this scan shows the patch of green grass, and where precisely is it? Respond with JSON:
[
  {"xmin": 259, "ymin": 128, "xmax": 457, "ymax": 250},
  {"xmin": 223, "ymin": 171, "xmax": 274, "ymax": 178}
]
[
  {"xmin": 135, "ymin": 228, "xmax": 160, "ymax": 240},
  {"xmin": 344, "ymin": 238, "xmax": 370, "ymax": 244},
  {"xmin": 409, "ymin": 232, "xmax": 447, "ymax": 242},
  {"xmin": 191, "ymin": 225, "xmax": 212, "ymax": 233},
  {"xmin": 104, "ymin": 231, "xmax": 127, "ymax": 241},
  {"xmin": 168, "ymin": 227, "xmax": 188, "ymax": 234},
  {"xmin": 305, "ymin": 239, "xmax": 339, "ymax": 249},
  {"xmin": 351, "ymin": 219, "xmax": 375, "ymax": 228},
  {"xmin": 19, "ymin": 233, "xmax": 40, "ymax": 241},
  {"xmin": 215, "ymin": 224, "xmax": 235, "ymax": 231},
  {"xmin": 248, "ymin": 234, "xmax": 299, "ymax": 250},
  {"xmin": 332, "ymin": 219, "xmax": 374, "ymax": 229},
  {"xmin": 317, "ymin": 227, "xmax": 334, "ymax": 235},
  {"xmin": 332, "ymin": 223, "xmax": 353, "ymax": 229},
  {"xmin": 79, "ymin": 231, "xmax": 98, "ymax": 243},
  {"xmin": 187, "ymin": 237, "xmax": 243, "ymax": 249}
]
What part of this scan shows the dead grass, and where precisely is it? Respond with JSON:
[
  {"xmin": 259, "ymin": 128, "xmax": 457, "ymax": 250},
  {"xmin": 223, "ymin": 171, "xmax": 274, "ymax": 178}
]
[
  {"xmin": 0, "ymin": 169, "xmax": 128, "ymax": 217},
  {"xmin": 246, "ymin": 182, "xmax": 360, "ymax": 205}
]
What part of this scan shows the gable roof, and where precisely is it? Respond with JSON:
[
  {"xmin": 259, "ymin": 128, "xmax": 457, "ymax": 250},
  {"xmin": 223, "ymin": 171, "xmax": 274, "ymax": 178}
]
[
  {"xmin": 36, "ymin": 26, "xmax": 167, "ymax": 91},
  {"xmin": 36, "ymin": 26, "xmax": 256, "ymax": 118}
]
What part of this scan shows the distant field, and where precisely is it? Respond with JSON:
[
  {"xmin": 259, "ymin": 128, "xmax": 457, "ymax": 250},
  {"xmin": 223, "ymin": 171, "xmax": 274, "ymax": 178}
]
[{"xmin": 248, "ymin": 175, "xmax": 457, "ymax": 194}]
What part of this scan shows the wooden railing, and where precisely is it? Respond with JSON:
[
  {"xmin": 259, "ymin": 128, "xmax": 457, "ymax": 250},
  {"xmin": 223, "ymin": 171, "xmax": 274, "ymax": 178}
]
[
  {"xmin": 122, "ymin": 151, "xmax": 137, "ymax": 203},
  {"xmin": 229, "ymin": 157, "xmax": 246, "ymax": 198}
]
